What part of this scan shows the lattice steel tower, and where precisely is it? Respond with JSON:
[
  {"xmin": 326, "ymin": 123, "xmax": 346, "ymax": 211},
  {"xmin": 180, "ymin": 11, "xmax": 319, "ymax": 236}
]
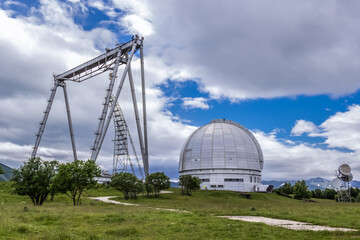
[{"xmin": 31, "ymin": 35, "xmax": 149, "ymax": 177}]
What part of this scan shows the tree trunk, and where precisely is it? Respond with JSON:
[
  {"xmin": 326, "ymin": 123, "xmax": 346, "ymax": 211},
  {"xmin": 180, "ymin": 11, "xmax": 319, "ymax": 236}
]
[
  {"xmin": 76, "ymin": 191, "xmax": 82, "ymax": 205},
  {"xmin": 35, "ymin": 195, "xmax": 40, "ymax": 205},
  {"xmin": 30, "ymin": 196, "xmax": 35, "ymax": 205},
  {"xmin": 39, "ymin": 193, "xmax": 48, "ymax": 206}
]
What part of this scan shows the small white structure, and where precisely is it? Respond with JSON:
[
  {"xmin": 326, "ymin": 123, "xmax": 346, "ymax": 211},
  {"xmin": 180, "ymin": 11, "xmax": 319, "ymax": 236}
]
[{"xmin": 179, "ymin": 119, "xmax": 264, "ymax": 192}]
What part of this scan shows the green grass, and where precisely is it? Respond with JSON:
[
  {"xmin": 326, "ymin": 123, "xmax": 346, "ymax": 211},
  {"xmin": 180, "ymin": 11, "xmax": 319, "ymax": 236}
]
[{"xmin": 1, "ymin": 182, "xmax": 360, "ymax": 239}]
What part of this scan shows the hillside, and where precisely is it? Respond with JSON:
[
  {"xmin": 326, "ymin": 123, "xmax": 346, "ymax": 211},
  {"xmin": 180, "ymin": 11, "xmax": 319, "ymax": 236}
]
[{"xmin": 263, "ymin": 177, "xmax": 360, "ymax": 190}]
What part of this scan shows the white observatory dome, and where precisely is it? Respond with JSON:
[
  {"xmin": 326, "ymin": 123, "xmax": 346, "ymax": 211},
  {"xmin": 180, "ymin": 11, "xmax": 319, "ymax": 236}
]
[{"xmin": 179, "ymin": 119, "xmax": 264, "ymax": 192}]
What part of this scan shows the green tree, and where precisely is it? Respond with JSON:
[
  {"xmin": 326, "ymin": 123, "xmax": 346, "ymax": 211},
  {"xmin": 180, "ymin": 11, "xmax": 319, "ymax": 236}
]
[
  {"xmin": 323, "ymin": 188, "xmax": 337, "ymax": 200},
  {"xmin": 179, "ymin": 175, "xmax": 201, "ymax": 195},
  {"xmin": 51, "ymin": 159, "xmax": 101, "ymax": 205},
  {"xmin": 350, "ymin": 187, "xmax": 359, "ymax": 198},
  {"xmin": 0, "ymin": 165, "xmax": 4, "ymax": 174},
  {"xmin": 356, "ymin": 193, "xmax": 360, "ymax": 202},
  {"xmin": 278, "ymin": 182, "xmax": 293, "ymax": 194},
  {"xmin": 11, "ymin": 157, "xmax": 58, "ymax": 206},
  {"xmin": 146, "ymin": 172, "xmax": 171, "ymax": 197},
  {"xmin": 111, "ymin": 172, "xmax": 144, "ymax": 200},
  {"xmin": 293, "ymin": 180, "xmax": 311, "ymax": 200},
  {"xmin": 144, "ymin": 181, "xmax": 155, "ymax": 197},
  {"xmin": 312, "ymin": 188, "xmax": 323, "ymax": 199}
]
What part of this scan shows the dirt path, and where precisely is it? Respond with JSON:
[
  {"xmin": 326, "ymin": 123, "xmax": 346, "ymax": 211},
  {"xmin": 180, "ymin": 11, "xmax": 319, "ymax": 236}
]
[
  {"xmin": 89, "ymin": 196, "xmax": 190, "ymax": 213},
  {"xmin": 219, "ymin": 216, "xmax": 357, "ymax": 232}
]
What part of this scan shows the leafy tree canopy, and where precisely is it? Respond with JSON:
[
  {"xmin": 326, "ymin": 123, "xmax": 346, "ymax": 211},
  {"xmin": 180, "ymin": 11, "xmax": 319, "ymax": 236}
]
[
  {"xmin": 293, "ymin": 180, "xmax": 311, "ymax": 200},
  {"xmin": 323, "ymin": 188, "xmax": 337, "ymax": 200},
  {"xmin": 278, "ymin": 182, "xmax": 293, "ymax": 195},
  {"xmin": 11, "ymin": 157, "xmax": 58, "ymax": 206},
  {"xmin": 146, "ymin": 172, "xmax": 170, "ymax": 197},
  {"xmin": 51, "ymin": 159, "xmax": 100, "ymax": 205},
  {"xmin": 111, "ymin": 172, "xmax": 144, "ymax": 200},
  {"xmin": 179, "ymin": 175, "xmax": 201, "ymax": 196}
]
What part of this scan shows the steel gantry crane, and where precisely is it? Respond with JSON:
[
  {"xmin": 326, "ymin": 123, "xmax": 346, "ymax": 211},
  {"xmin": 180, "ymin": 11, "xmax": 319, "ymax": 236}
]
[{"xmin": 31, "ymin": 35, "xmax": 149, "ymax": 177}]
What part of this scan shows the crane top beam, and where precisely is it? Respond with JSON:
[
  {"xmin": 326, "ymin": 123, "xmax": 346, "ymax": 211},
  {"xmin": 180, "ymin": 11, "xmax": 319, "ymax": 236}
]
[{"xmin": 55, "ymin": 36, "xmax": 143, "ymax": 82}]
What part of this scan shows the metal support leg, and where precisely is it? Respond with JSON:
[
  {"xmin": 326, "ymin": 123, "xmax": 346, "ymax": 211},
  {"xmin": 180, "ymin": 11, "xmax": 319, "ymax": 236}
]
[
  {"xmin": 59, "ymin": 81, "xmax": 78, "ymax": 161},
  {"xmin": 31, "ymin": 80, "xmax": 58, "ymax": 158},
  {"xmin": 91, "ymin": 50, "xmax": 123, "ymax": 160},
  {"xmin": 92, "ymin": 38, "xmax": 139, "ymax": 161},
  {"xmin": 140, "ymin": 43, "xmax": 149, "ymax": 176},
  {"xmin": 127, "ymin": 63, "xmax": 146, "ymax": 175}
]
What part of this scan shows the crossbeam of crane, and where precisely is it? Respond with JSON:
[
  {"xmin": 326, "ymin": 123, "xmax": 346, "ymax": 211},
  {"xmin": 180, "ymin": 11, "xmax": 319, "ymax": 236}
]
[{"xmin": 55, "ymin": 38, "xmax": 142, "ymax": 82}]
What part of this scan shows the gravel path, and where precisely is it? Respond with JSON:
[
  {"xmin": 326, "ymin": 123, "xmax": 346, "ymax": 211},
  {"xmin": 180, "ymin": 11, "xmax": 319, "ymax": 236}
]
[{"xmin": 219, "ymin": 216, "xmax": 357, "ymax": 232}]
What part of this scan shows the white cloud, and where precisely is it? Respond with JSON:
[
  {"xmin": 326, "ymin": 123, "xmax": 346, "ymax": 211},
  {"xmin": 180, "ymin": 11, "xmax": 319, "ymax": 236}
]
[
  {"xmin": 291, "ymin": 119, "xmax": 319, "ymax": 136},
  {"xmin": 182, "ymin": 97, "xmax": 209, "ymax": 110},
  {"xmin": 4, "ymin": 0, "xmax": 26, "ymax": 7},
  {"xmin": 254, "ymin": 130, "xmax": 359, "ymax": 180},
  {"xmin": 314, "ymin": 105, "xmax": 360, "ymax": 151},
  {"xmin": 113, "ymin": 0, "xmax": 360, "ymax": 100},
  {"xmin": 121, "ymin": 14, "xmax": 154, "ymax": 37}
]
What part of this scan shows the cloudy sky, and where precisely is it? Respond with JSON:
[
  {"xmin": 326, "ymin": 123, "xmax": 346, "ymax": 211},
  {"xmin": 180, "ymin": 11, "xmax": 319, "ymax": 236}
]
[{"xmin": 1, "ymin": 0, "xmax": 360, "ymax": 181}]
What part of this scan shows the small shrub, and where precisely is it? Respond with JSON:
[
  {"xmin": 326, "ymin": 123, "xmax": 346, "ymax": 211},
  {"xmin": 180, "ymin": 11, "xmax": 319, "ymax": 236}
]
[
  {"xmin": 17, "ymin": 225, "xmax": 29, "ymax": 234},
  {"xmin": 293, "ymin": 180, "xmax": 311, "ymax": 200}
]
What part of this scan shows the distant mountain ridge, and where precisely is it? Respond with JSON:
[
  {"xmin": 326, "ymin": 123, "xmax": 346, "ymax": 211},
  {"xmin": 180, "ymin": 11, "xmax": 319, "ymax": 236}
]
[
  {"xmin": 0, "ymin": 163, "xmax": 13, "ymax": 181},
  {"xmin": 262, "ymin": 177, "xmax": 360, "ymax": 190}
]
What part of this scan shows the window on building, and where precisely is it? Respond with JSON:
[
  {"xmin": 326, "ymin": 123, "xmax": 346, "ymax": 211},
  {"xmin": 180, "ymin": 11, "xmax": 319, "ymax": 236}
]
[
  {"xmin": 201, "ymin": 179, "xmax": 210, "ymax": 182},
  {"xmin": 224, "ymin": 179, "xmax": 244, "ymax": 182},
  {"xmin": 210, "ymin": 185, "xmax": 216, "ymax": 188},
  {"xmin": 217, "ymin": 185, "xmax": 224, "ymax": 188},
  {"xmin": 250, "ymin": 176, "xmax": 252, "ymax": 182}
]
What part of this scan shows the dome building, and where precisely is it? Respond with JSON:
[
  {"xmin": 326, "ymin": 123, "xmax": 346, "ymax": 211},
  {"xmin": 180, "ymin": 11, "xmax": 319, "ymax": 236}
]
[{"xmin": 179, "ymin": 119, "xmax": 264, "ymax": 192}]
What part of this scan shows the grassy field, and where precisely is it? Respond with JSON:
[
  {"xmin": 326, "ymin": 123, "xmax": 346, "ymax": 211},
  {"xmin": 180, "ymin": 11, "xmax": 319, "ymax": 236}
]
[{"xmin": 1, "ymin": 182, "xmax": 360, "ymax": 239}]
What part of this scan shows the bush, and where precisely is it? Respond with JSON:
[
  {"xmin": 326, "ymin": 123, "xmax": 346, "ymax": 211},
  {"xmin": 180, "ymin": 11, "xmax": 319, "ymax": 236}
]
[
  {"xmin": 111, "ymin": 172, "xmax": 144, "ymax": 200},
  {"xmin": 293, "ymin": 180, "xmax": 311, "ymax": 200}
]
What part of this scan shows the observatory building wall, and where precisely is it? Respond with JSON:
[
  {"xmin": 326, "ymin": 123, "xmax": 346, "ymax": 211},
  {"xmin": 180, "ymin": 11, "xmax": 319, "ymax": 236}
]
[{"xmin": 179, "ymin": 119, "xmax": 264, "ymax": 192}]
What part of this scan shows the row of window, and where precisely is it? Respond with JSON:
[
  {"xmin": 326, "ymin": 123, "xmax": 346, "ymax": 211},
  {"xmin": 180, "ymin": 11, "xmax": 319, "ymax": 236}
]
[
  {"xmin": 224, "ymin": 178, "xmax": 244, "ymax": 182},
  {"xmin": 200, "ymin": 177, "xmax": 261, "ymax": 183},
  {"xmin": 250, "ymin": 176, "xmax": 261, "ymax": 183}
]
